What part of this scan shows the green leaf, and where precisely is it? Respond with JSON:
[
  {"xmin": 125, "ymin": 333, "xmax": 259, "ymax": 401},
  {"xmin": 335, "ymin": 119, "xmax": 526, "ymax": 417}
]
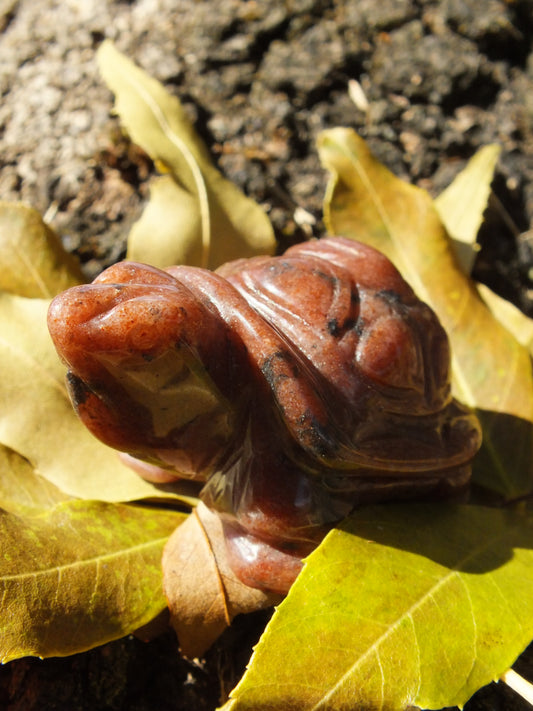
[
  {"xmin": 0, "ymin": 292, "xmax": 197, "ymax": 504},
  {"xmin": 435, "ymin": 144, "xmax": 501, "ymax": 274},
  {"xmin": 318, "ymin": 127, "xmax": 533, "ymax": 499},
  {"xmin": 0, "ymin": 201, "xmax": 84, "ymax": 297},
  {"xmin": 226, "ymin": 503, "xmax": 533, "ymax": 711},
  {"xmin": 97, "ymin": 40, "xmax": 275, "ymax": 270},
  {"xmin": 0, "ymin": 500, "xmax": 185, "ymax": 662},
  {"xmin": 0, "ymin": 444, "xmax": 71, "ymax": 515}
]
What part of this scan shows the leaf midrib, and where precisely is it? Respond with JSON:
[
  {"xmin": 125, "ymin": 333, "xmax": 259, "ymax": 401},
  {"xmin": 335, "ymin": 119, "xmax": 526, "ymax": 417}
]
[
  {"xmin": 308, "ymin": 521, "xmax": 523, "ymax": 711},
  {"xmin": 0, "ymin": 535, "xmax": 170, "ymax": 583}
]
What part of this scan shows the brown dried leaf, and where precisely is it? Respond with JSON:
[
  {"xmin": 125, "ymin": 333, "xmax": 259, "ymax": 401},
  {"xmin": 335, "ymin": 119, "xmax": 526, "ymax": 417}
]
[{"xmin": 163, "ymin": 503, "xmax": 280, "ymax": 658}]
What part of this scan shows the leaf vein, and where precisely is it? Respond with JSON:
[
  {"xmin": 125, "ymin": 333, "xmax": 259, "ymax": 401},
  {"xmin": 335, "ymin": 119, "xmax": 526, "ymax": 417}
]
[
  {"xmin": 308, "ymin": 520, "xmax": 523, "ymax": 711},
  {"xmin": 0, "ymin": 536, "xmax": 169, "ymax": 583}
]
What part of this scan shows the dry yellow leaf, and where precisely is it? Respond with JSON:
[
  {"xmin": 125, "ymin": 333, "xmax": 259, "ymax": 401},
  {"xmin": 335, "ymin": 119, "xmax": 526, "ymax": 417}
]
[
  {"xmin": 97, "ymin": 40, "xmax": 276, "ymax": 270},
  {"xmin": 0, "ymin": 201, "xmax": 84, "ymax": 297}
]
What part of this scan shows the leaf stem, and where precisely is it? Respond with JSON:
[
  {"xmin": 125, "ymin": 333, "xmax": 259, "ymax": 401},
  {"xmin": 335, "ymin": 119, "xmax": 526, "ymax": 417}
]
[{"xmin": 501, "ymin": 669, "xmax": 533, "ymax": 707}]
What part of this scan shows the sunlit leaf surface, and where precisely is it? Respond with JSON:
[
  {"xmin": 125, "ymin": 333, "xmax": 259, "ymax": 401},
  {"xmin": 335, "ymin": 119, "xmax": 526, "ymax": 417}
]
[
  {"xmin": 435, "ymin": 144, "xmax": 501, "ymax": 273},
  {"xmin": 0, "ymin": 500, "xmax": 185, "ymax": 662},
  {"xmin": 226, "ymin": 504, "xmax": 533, "ymax": 711},
  {"xmin": 0, "ymin": 201, "xmax": 84, "ymax": 297},
  {"xmin": 318, "ymin": 128, "xmax": 533, "ymax": 499},
  {"xmin": 97, "ymin": 40, "xmax": 275, "ymax": 270},
  {"xmin": 128, "ymin": 174, "xmax": 203, "ymax": 267},
  {"xmin": 478, "ymin": 283, "xmax": 533, "ymax": 355}
]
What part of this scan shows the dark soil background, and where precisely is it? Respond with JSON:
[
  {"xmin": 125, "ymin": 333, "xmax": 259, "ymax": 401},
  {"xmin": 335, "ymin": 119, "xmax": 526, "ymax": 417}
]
[{"xmin": 1, "ymin": 0, "xmax": 533, "ymax": 709}]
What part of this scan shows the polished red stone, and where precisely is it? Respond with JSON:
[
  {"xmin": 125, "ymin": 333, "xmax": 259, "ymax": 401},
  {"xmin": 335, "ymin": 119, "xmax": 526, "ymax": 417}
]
[{"xmin": 48, "ymin": 237, "xmax": 481, "ymax": 594}]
